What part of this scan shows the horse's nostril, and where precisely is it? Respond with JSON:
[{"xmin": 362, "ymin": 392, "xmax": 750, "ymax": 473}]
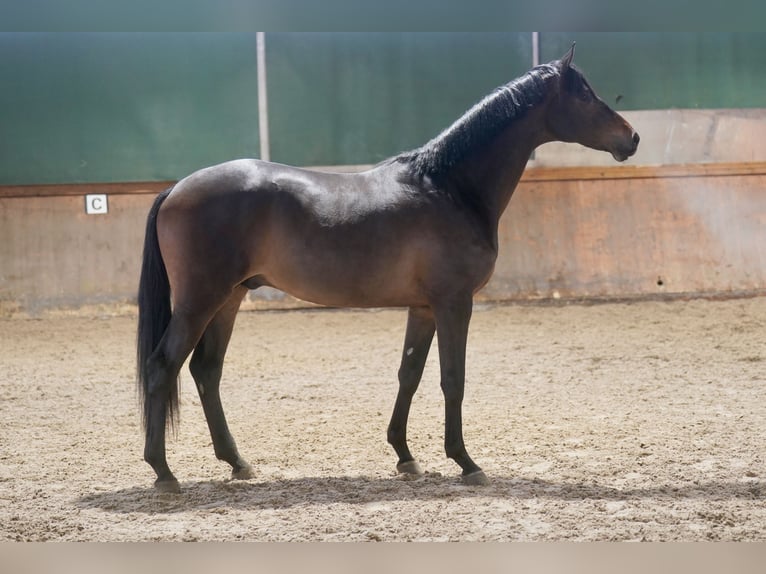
[{"xmin": 632, "ymin": 132, "xmax": 640, "ymax": 146}]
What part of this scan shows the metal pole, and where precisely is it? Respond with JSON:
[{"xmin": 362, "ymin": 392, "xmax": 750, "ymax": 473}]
[
  {"xmin": 530, "ymin": 32, "xmax": 540, "ymax": 161},
  {"xmin": 256, "ymin": 32, "xmax": 271, "ymax": 162}
]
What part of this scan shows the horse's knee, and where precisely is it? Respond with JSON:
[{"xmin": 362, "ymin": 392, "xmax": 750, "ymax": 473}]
[
  {"xmin": 398, "ymin": 356, "xmax": 426, "ymax": 391},
  {"xmin": 440, "ymin": 380, "xmax": 464, "ymax": 404},
  {"xmin": 397, "ymin": 370, "xmax": 417, "ymax": 393}
]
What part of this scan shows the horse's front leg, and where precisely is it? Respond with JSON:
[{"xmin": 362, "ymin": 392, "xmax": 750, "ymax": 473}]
[
  {"xmin": 433, "ymin": 297, "xmax": 489, "ymax": 486},
  {"xmin": 387, "ymin": 306, "xmax": 436, "ymax": 476}
]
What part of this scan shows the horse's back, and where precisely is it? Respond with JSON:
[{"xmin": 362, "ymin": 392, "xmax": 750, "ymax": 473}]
[
  {"xmin": 167, "ymin": 158, "xmax": 298, "ymax": 203},
  {"xmin": 156, "ymin": 159, "xmax": 421, "ymax": 304},
  {"xmin": 162, "ymin": 157, "xmax": 430, "ymax": 231}
]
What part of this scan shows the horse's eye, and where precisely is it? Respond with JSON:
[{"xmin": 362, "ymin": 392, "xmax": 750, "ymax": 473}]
[
  {"xmin": 578, "ymin": 83, "xmax": 593, "ymax": 102},
  {"xmin": 566, "ymin": 72, "xmax": 593, "ymax": 102}
]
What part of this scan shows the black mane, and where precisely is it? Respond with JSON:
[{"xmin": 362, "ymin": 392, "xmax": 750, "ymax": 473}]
[{"xmin": 396, "ymin": 64, "xmax": 559, "ymax": 178}]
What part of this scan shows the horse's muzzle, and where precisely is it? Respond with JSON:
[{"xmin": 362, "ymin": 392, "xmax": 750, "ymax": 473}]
[{"xmin": 611, "ymin": 130, "xmax": 640, "ymax": 162}]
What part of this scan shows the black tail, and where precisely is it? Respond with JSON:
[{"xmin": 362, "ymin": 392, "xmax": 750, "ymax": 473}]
[{"xmin": 136, "ymin": 187, "xmax": 177, "ymax": 431}]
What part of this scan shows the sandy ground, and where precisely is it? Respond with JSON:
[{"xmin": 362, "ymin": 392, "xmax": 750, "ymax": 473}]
[{"xmin": 0, "ymin": 297, "xmax": 764, "ymax": 541}]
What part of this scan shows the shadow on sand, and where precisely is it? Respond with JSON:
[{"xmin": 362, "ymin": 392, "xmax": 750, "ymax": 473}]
[{"xmin": 77, "ymin": 473, "xmax": 764, "ymax": 515}]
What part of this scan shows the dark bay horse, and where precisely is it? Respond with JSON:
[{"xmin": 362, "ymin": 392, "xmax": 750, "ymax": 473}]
[{"xmin": 137, "ymin": 45, "xmax": 639, "ymax": 492}]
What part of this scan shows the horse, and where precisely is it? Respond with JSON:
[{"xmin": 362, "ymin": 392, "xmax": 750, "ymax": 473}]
[{"xmin": 136, "ymin": 44, "xmax": 639, "ymax": 493}]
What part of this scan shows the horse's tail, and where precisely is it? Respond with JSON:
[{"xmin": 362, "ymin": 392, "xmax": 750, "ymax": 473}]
[{"xmin": 136, "ymin": 187, "xmax": 177, "ymax": 431}]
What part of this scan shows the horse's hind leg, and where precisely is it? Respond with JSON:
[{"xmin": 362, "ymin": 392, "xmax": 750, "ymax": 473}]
[
  {"xmin": 189, "ymin": 286, "xmax": 253, "ymax": 481},
  {"xmin": 387, "ymin": 306, "xmax": 435, "ymax": 476},
  {"xmin": 144, "ymin": 307, "xmax": 218, "ymax": 493}
]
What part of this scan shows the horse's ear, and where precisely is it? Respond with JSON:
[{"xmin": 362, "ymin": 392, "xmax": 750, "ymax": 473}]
[{"xmin": 559, "ymin": 42, "xmax": 576, "ymax": 70}]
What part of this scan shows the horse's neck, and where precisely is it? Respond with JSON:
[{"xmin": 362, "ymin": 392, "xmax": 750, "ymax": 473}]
[{"xmin": 454, "ymin": 107, "xmax": 552, "ymax": 230}]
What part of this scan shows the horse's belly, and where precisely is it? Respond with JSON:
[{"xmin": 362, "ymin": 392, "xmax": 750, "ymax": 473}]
[
  {"xmin": 260, "ymin": 246, "xmax": 427, "ymax": 308},
  {"xmin": 277, "ymin": 285, "xmax": 422, "ymax": 309}
]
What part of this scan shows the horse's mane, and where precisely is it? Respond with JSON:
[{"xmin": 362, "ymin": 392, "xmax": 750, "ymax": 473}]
[{"xmin": 395, "ymin": 64, "xmax": 559, "ymax": 178}]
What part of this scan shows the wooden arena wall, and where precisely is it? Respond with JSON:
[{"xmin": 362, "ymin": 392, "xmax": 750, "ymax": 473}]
[
  {"xmin": 2, "ymin": 109, "xmax": 765, "ymax": 314},
  {"xmin": 486, "ymin": 162, "xmax": 766, "ymax": 302}
]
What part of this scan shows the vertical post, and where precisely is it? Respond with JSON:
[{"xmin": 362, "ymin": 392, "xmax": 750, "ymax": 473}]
[
  {"xmin": 256, "ymin": 32, "xmax": 271, "ymax": 162},
  {"xmin": 530, "ymin": 32, "xmax": 540, "ymax": 161}
]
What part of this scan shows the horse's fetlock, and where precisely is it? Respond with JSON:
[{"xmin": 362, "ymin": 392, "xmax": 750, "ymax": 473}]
[
  {"xmin": 387, "ymin": 426, "xmax": 403, "ymax": 446},
  {"xmin": 445, "ymin": 441, "xmax": 466, "ymax": 461},
  {"xmin": 144, "ymin": 450, "xmax": 159, "ymax": 467}
]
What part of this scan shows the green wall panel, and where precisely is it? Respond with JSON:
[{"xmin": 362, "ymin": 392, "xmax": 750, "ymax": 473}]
[
  {"xmin": 2, "ymin": 33, "xmax": 765, "ymax": 186},
  {"xmin": 265, "ymin": 33, "xmax": 533, "ymax": 166},
  {"xmin": 0, "ymin": 33, "xmax": 259, "ymax": 185},
  {"xmin": 541, "ymin": 33, "xmax": 766, "ymax": 111}
]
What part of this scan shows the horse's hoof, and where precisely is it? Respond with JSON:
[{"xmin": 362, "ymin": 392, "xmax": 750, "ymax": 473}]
[
  {"xmin": 396, "ymin": 460, "xmax": 424, "ymax": 476},
  {"xmin": 154, "ymin": 478, "xmax": 181, "ymax": 494},
  {"xmin": 231, "ymin": 463, "xmax": 255, "ymax": 480},
  {"xmin": 462, "ymin": 470, "xmax": 490, "ymax": 486}
]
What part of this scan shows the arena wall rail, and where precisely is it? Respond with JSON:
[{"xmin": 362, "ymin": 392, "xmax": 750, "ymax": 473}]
[{"xmin": 3, "ymin": 159, "xmax": 765, "ymax": 315}]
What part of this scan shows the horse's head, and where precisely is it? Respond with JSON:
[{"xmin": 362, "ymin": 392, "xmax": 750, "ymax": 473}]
[{"xmin": 545, "ymin": 44, "xmax": 639, "ymax": 162}]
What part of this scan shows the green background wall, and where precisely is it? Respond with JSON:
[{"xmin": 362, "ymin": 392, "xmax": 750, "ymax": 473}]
[
  {"xmin": 1, "ymin": 33, "xmax": 765, "ymax": 186},
  {"xmin": 541, "ymin": 33, "xmax": 766, "ymax": 110},
  {"xmin": 265, "ymin": 32, "xmax": 532, "ymax": 166},
  {"xmin": 0, "ymin": 33, "xmax": 260, "ymax": 185}
]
